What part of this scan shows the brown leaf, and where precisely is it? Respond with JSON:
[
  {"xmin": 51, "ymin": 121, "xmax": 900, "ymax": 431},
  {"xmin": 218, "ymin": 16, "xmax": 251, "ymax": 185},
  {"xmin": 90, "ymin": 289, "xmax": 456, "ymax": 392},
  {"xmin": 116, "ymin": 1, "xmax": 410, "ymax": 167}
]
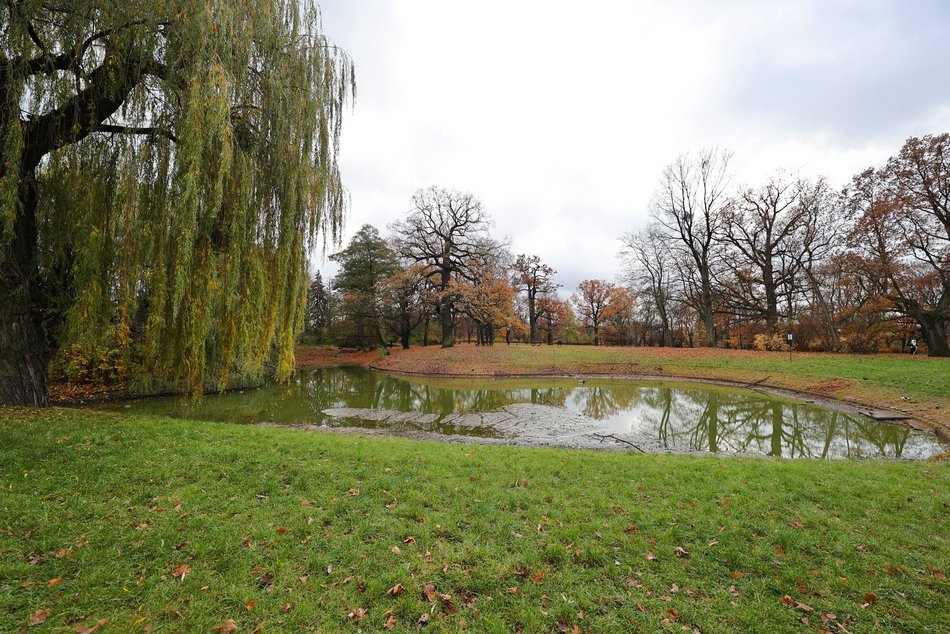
[
  {"xmin": 212, "ymin": 619, "xmax": 238, "ymax": 633},
  {"xmin": 257, "ymin": 572, "xmax": 274, "ymax": 588},
  {"xmin": 403, "ymin": 536, "xmax": 416, "ymax": 545},
  {"xmin": 74, "ymin": 618, "xmax": 109, "ymax": 633},
  {"xmin": 863, "ymin": 592, "xmax": 878, "ymax": 603},
  {"xmin": 667, "ymin": 608, "xmax": 679, "ymax": 619},
  {"xmin": 387, "ymin": 583, "xmax": 405, "ymax": 596},
  {"xmin": 276, "ymin": 526, "xmax": 288, "ymax": 534},
  {"xmin": 442, "ymin": 599, "xmax": 457, "ymax": 615},
  {"xmin": 172, "ymin": 564, "xmax": 191, "ymax": 580},
  {"xmin": 674, "ymin": 546, "xmax": 690, "ymax": 558},
  {"xmin": 175, "ymin": 541, "xmax": 190, "ymax": 550},
  {"xmin": 348, "ymin": 488, "xmax": 360, "ymax": 496},
  {"xmin": 56, "ymin": 547, "xmax": 72, "ymax": 558},
  {"xmin": 728, "ymin": 585, "xmax": 740, "ymax": 597},
  {"xmin": 245, "ymin": 601, "xmax": 255, "ymax": 611},
  {"xmin": 781, "ymin": 595, "xmax": 794, "ymax": 606},
  {"xmin": 645, "ymin": 551, "xmax": 656, "ymax": 560},
  {"xmin": 391, "ymin": 545, "xmax": 401, "ymax": 554},
  {"xmin": 774, "ymin": 545, "xmax": 784, "ymax": 555},
  {"xmin": 532, "ymin": 569, "xmax": 545, "ymax": 585},
  {"xmin": 280, "ymin": 603, "xmax": 292, "ymax": 614},
  {"xmin": 30, "ymin": 608, "xmax": 51, "ymax": 625},
  {"xmin": 241, "ymin": 536, "xmax": 251, "ymax": 549},
  {"xmin": 417, "ymin": 612, "xmax": 430, "ymax": 624},
  {"xmin": 48, "ymin": 576, "xmax": 63, "ymax": 587},
  {"xmin": 731, "ymin": 571, "xmax": 744, "ymax": 579},
  {"xmin": 789, "ymin": 521, "xmax": 804, "ymax": 529},
  {"xmin": 626, "ymin": 577, "xmax": 643, "ymax": 589},
  {"xmin": 422, "ymin": 582, "xmax": 437, "ymax": 602},
  {"xmin": 383, "ymin": 615, "xmax": 397, "ymax": 629},
  {"xmin": 348, "ymin": 607, "xmax": 367, "ymax": 620}
]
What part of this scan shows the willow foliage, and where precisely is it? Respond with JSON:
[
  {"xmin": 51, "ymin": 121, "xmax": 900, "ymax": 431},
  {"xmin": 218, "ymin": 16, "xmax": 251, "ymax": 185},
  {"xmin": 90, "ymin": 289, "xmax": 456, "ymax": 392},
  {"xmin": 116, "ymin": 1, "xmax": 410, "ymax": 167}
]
[{"xmin": 1, "ymin": 0, "xmax": 353, "ymax": 395}]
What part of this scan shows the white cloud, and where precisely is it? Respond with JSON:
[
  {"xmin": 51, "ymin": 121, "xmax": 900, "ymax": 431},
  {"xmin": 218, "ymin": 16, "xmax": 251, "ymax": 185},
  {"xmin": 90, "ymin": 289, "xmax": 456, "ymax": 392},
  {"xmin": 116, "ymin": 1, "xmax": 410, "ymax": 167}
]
[{"xmin": 315, "ymin": 0, "xmax": 950, "ymax": 291}]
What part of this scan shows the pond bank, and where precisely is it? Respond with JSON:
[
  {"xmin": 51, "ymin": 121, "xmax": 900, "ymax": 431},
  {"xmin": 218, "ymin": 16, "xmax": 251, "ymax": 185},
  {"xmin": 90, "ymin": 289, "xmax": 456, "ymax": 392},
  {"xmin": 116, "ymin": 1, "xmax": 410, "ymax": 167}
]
[{"xmin": 312, "ymin": 344, "xmax": 949, "ymax": 438}]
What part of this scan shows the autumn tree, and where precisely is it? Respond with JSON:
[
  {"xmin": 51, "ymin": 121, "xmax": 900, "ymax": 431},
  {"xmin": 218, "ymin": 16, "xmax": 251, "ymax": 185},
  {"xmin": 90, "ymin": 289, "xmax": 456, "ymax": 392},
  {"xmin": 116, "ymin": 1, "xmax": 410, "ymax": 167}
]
[
  {"xmin": 882, "ymin": 134, "xmax": 950, "ymax": 356},
  {"xmin": 573, "ymin": 279, "xmax": 615, "ymax": 346},
  {"xmin": 847, "ymin": 134, "xmax": 950, "ymax": 356},
  {"xmin": 0, "ymin": 0, "xmax": 353, "ymax": 404},
  {"xmin": 511, "ymin": 254, "xmax": 559, "ymax": 344},
  {"xmin": 378, "ymin": 264, "xmax": 428, "ymax": 349},
  {"xmin": 391, "ymin": 187, "xmax": 500, "ymax": 348},
  {"xmin": 602, "ymin": 286, "xmax": 635, "ymax": 345},
  {"xmin": 652, "ymin": 148, "xmax": 732, "ymax": 346},
  {"xmin": 330, "ymin": 225, "xmax": 397, "ymax": 349}
]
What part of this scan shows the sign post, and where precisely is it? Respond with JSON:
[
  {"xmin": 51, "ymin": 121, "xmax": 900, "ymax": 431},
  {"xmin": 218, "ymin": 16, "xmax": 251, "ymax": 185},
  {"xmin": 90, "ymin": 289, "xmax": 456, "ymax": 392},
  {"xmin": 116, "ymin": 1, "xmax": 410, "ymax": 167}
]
[{"xmin": 786, "ymin": 332, "xmax": 793, "ymax": 362}]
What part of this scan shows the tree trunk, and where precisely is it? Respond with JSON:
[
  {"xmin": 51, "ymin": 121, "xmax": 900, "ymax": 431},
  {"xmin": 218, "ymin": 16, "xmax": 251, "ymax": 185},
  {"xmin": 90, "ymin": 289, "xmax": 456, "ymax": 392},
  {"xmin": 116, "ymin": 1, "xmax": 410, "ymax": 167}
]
[
  {"xmin": 918, "ymin": 311, "xmax": 950, "ymax": 357},
  {"xmin": 0, "ymin": 311, "xmax": 49, "ymax": 406},
  {"xmin": 1, "ymin": 175, "xmax": 50, "ymax": 406}
]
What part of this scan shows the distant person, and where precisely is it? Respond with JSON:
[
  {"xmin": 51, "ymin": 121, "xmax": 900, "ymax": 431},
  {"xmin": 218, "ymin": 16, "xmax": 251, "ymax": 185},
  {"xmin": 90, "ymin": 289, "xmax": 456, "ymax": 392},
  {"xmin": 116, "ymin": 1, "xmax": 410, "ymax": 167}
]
[{"xmin": 909, "ymin": 338, "xmax": 918, "ymax": 355}]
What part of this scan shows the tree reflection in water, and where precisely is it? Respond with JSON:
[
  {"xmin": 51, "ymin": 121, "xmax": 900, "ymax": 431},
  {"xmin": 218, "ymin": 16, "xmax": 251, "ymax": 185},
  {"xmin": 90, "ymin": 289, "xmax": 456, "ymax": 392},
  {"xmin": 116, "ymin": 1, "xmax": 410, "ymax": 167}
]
[{"xmin": 110, "ymin": 368, "xmax": 936, "ymax": 459}]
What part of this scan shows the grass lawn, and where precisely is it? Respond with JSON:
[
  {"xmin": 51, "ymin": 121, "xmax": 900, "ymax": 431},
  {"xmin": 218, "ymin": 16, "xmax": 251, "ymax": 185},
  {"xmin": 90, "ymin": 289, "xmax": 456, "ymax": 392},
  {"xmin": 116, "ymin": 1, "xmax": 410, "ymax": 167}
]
[
  {"xmin": 363, "ymin": 345, "xmax": 950, "ymax": 431},
  {"xmin": 2, "ymin": 407, "xmax": 948, "ymax": 633}
]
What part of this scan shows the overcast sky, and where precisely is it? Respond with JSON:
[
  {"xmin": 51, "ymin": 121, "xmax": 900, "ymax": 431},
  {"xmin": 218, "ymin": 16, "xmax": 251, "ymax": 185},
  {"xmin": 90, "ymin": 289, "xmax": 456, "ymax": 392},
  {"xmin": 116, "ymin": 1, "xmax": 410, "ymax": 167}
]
[{"xmin": 314, "ymin": 0, "xmax": 950, "ymax": 292}]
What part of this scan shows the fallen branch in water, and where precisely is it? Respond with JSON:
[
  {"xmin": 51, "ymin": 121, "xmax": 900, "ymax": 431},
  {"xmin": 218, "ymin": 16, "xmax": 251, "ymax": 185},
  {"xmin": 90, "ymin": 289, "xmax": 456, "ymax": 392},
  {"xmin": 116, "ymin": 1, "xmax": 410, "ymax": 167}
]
[{"xmin": 592, "ymin": 433, "xmax": 645, "ymax": 452}]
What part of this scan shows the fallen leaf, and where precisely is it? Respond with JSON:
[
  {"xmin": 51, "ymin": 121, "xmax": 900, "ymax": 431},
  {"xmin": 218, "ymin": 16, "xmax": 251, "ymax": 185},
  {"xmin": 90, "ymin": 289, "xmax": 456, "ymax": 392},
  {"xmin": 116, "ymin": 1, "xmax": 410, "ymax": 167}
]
[
  {"xmin": 175, "ymin": 541, "xmax": 190, "ymax": 550},
  {"xmin": 532, "ymin": 569, "xmax": 545, "ymax": 584},
  {"xmin": 348, "ymin": 488, "xmax": 360, "ymax": 496},
  {"xmin": 280, "ymin": 603, "xmax": 292, "ymax": 614},
  {"xmin": 391, "ymin": 545, "xmax": 401, "ymax": 554},
  {"xmin": 74, "ymin": 618, "xmax": 109, "ymax": 633},
  {"xmin": 864, "ymin": 592, "xmax": 878, "ymax": 603},
  {"xmin": 645, "ymin": 551, "xmax": 656, "ymax": 561},
  {"xmin": 257, "ymin": 572, "xmax": 274, "ymax": 588},
  {"xmin": 30, "ymin": 608, "xmax": 51, "ymax": 625},
  {"xmin": 276, "ymin": 526, "xmax": 288, "ymax": 534},
  {"xmin": 774, "ymin": 546, "xmax": 784, "ymax": 555},
  {"xmin": 422, "ymin": 583, "xmax": 438, "ymax": 602},
  {"xmin": 789, "ymin": 521, "xmax": 803, "ymax": 529},
  {"xmin": 731, "ymin": 571, "xmax": 744, "ymax": 579},
  {"xmin": 212, "ymin": 619, "xmax": 238, "ymax": 633},
  {"xmin": 245, "ymin": 600, "xmax": 255, "ymax": 611},
  {"xmin": 172, "ymin": 564, "xmax": 191, "ymax": 580},
  {"xmin": 417, "ymin": 612, "xmax": 430, "ymax": 624},
  {"xmin": 729, "ymin": 585, "xmax": 740, "ymax": 597},
  {"xmin": 403, "ymin": 536, "xmax": 416, "ymax": 545},
  {"xmin": 387, "ymin": 583, "xmax": 405, "ymax": 596},
  {"xmin": 348, "ymin": 607, "xmax": 367, "ymax": 620},
  {"xmin": 48, "ymin": 576, "xmax": 63, "ymax": 587},
  {"xmin": 384, "ymin": 615, "xmax": 397, "ymax": 629},
  {"xmin": 675, "ymin": 546, "xmax": 690, "ymax": 558}
]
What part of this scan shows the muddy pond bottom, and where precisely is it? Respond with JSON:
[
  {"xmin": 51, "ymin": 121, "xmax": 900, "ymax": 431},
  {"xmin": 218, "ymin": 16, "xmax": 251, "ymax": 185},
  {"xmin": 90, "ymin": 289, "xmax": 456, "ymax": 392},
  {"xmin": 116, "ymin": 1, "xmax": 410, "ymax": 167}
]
[{"xmin": 99, "ymin": 368, "xmax": 946, "ymax": 459}]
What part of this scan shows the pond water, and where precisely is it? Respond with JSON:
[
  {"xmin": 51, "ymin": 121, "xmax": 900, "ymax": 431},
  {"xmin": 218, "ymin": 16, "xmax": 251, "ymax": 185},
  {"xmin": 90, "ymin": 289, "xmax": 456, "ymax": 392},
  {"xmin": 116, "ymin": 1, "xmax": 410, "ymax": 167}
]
[{"xmin": 99, "ymin": 368, "xmax": 946, "ymax": 459}]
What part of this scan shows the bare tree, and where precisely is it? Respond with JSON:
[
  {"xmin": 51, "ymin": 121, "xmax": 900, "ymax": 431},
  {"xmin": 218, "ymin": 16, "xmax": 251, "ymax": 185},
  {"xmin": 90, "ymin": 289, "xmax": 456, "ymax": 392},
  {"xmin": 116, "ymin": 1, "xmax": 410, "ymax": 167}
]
[
  {"xmin": 716, "ymin": 175, "xmax": 811, "ymax": 329},
  {"xmin": 651, "ymin": 148, "xmax": 732, "ymax": 346},
  {"xmin": 512, "ymin": 254, "xmax": 559, "ymax": 344},
  {"xmin": 621, "ymin": 224, "xmax": 674, "ymax": 345},
  {"xmin": 391, "ymin": 187, "xmax": 500, "ymax": 348}
]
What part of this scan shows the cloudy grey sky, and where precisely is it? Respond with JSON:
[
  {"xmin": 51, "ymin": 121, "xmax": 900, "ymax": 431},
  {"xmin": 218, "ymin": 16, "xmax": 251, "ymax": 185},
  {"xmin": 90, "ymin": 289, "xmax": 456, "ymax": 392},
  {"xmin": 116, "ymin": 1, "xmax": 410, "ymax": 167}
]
[{"xmin": 314, "ymin": 0, "xmax": 950, "ymax": 292}]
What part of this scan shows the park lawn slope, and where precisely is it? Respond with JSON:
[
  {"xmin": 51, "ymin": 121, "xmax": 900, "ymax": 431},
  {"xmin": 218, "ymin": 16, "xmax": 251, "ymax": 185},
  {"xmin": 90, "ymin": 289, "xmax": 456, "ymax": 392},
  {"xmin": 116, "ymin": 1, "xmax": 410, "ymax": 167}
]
[
  {"xmin": 360, "ymin": 344, "xmax": 950, "ymax": 431},
  {"xmin": 1, "ymin": 408, "xmax": 948, "ymax": 632}
]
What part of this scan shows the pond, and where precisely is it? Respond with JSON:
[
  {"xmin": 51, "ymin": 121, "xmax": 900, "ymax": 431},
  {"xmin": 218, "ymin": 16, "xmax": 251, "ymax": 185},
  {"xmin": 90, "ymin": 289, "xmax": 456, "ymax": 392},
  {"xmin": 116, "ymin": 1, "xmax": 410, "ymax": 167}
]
[{"xmin": 99, "ymin": 368, "xmax": 946, "ymax": 459}]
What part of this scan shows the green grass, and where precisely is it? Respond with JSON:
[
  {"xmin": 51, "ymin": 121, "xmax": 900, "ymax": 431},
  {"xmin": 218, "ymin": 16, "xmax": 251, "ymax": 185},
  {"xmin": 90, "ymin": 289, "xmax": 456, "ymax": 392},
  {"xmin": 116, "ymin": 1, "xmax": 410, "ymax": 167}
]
[{"xmin": 2, "ymin": 408, "xmax": 948, "ymax": 633}]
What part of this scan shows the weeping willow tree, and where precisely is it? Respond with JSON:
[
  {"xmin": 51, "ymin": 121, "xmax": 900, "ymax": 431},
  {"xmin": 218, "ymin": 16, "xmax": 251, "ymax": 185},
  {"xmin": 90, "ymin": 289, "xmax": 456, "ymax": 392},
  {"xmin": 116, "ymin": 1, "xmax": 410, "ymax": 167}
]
[{"xmin": 0, "ymin": 0, "xmax": 353, "ymax": 405}]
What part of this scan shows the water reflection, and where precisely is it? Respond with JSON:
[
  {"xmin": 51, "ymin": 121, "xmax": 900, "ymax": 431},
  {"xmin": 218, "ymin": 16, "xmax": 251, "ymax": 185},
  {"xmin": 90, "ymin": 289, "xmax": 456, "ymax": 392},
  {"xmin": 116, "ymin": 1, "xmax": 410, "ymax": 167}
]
[{"xmin": 101, "ymin": 368, "xmax": 944, "ymax": 460}]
